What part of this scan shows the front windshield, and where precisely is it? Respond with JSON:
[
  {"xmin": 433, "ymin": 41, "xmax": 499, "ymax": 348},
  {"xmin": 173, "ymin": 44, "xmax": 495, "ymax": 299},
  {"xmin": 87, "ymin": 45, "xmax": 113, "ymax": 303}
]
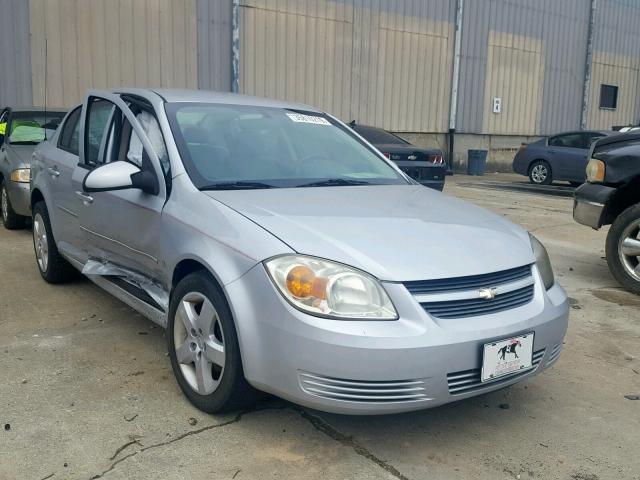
[
  {"xmin": 165, "ymin": 103, "xmax": 407, "ymax": 189},
  {"xmin": 8, "ymin": 111, "xmax": 66, "ymax": 145}
]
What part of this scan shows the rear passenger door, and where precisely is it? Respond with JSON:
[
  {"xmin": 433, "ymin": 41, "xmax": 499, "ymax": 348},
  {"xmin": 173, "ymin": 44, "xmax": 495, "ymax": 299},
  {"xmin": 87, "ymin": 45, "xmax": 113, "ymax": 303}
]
[
  {"xmin": 47, "ymin": 106, "xmax": 84, "ymax": 260},
  {"xmin": 547, "ymin": 133, "xmax": 587, "ymax": 180},
  {"xmin": 75, "ymin": 93, "xmax": 168, "ymax": 285}
]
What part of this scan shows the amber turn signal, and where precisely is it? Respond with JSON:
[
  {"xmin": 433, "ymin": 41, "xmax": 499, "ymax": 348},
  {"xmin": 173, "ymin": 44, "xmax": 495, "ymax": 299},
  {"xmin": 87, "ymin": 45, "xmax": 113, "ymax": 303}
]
[{"xmin": 285, "ymin": 265, "xmax": 328, "ymax": 299}]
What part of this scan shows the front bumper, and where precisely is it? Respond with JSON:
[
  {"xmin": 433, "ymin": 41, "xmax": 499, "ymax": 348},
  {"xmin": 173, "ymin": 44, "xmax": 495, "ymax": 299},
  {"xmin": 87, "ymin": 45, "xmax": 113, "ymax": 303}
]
[
  {"xmin": 5, "ymin": 179, "xmax": 31, "ymax": 217},
  {"xmin": 226, "ymin": 264, "xmax": 569, "ymax": 415},
  {"xmin": 573, "ymin": 183, "xmax": 616, "ymax": 229}
]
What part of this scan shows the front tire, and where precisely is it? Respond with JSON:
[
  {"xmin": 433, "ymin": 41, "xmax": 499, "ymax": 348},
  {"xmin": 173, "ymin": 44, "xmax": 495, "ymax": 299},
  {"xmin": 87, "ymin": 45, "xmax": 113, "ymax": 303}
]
[
  {"xmin": 32, "ymin": 201, "xmax": 76, "ymax": 283},
  {"xmin": 528, "ymin": 160, "xmax": 553, "ymax": 185},
  {"xmin": 605, "ymin": 204, "xmax": 640, "ymax": 295},
  {"xmin": 167, "ymin": 272, "xmax": 257, "ymax": 413},
  {"xmin": 1, "ymin": 180, "xmax": 26, "ymax": 230}
]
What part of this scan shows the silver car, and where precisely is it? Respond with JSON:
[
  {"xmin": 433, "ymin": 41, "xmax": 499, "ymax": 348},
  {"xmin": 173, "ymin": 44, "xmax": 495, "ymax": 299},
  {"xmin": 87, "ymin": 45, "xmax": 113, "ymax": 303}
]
[
  {"xmin": 0, "ymin": 106, "xmax": 66, "ymax": 229},
  {"xmin": 30, "ymin": 89, "xmax": 569, "ymax": 415}
]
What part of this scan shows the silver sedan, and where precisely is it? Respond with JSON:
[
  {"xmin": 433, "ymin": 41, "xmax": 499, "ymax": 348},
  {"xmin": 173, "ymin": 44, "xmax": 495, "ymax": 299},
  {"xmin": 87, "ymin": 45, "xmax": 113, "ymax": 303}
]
[
  {"xmin": 30, "ymin": 89, "xmax": 569, "ymax": 414},
  {"xmin": 0, "ymin": 106, "xmax": 66, "ymax": 229}
]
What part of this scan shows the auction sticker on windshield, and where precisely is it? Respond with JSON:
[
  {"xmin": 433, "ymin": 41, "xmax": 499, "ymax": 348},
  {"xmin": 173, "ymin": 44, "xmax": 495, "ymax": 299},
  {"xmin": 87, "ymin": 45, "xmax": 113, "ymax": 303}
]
[
  {"xmin": 286, "ymin": 113, "xmax": 331, "ymax": 125},
  {"xmin": 481, "ymin": 333, "xmax": 534, "ymax": 382}
]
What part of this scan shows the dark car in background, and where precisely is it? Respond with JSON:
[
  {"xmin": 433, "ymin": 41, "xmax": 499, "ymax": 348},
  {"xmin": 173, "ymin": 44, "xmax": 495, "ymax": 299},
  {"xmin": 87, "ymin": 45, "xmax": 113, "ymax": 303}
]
[
  {"xmin": 0, "ymin": 106, "xmax": 67, "ymax": 229},
  {"xmin": 350, "ymin": 122, "xmax": 446, "ymax": 191},
  {"xmin": 513, "ymin": 130, "xmax": 612, "ymax": 186},
  {"xmin": 574, "ymin": 132, "xmax": 640, "ymax": 294}
]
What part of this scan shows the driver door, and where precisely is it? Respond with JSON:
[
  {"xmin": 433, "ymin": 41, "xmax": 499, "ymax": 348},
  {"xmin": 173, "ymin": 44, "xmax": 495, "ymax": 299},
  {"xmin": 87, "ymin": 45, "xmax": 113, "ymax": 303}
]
[{"xmin": 74, "ymin": 92, "xmax": 168, "ymax": 284}]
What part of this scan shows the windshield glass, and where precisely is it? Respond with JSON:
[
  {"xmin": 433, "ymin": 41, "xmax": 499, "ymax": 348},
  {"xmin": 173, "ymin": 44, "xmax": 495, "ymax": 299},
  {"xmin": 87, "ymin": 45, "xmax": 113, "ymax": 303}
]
[
  {"xmin": 8, "ymin": 111, "xmax": 66, "ymax": 145},
  {"xmin": 166, "ymin": 103, "xmax": 407, "ymax": 189},
  {"xmin": 354, "ymin": 125, "xmax": 409, "ymax": 145}
]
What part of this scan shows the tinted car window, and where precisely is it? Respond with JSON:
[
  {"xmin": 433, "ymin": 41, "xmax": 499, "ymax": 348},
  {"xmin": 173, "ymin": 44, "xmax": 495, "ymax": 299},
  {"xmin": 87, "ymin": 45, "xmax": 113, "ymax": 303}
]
[
  {"xmin": 7, "ymin": 111, "xmax": 65, "ymax": 144},
  {"xmin": 166, "ymin": 103, "xmax": 407, "ymax": 189},
  {"xmin": 58, "ymin": 107, "xmax": 82, "ymax": 156},
  {"xmin": 548, "ymin": 133, "xmax": 584, "ymax": 149},
  {"xmin": 354, "ymin": 125, "xmax": 408, "ymax": 145}
]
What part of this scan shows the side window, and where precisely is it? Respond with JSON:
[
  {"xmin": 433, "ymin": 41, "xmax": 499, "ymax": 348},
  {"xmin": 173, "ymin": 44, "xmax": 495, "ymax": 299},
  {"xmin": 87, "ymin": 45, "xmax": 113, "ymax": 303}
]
[
  {"xmin": 0, "ymin": 110, "xmax": 8, "ymax": 144},
  {"xmin": 126, "ymin": 111, "xmax": 169, "ymax": 175},
  {"xmin": 549, "ymin": 133, "xmax": 582, "ymax": 149},
  {"xmin": 84, "ymin": 98, "xmax": 115, "ymax": 167},
  {"xmin": 102, "ymin": 106, "xmax": 169, "ymax": 180},
  {"xmin": 58, "ymin": 107, "xmax": 82, "ymax": 156}
]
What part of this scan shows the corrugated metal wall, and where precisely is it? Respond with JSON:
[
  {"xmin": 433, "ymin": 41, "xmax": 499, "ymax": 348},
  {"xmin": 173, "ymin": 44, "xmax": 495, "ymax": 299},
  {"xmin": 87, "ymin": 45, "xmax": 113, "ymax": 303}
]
[
  {"xmin": 0, "ymin": 0, "xmax": 33, "ymax": 107},
  {"xmin": 28, "ymin": 0, "xmax": 198, "ymax": 108},
  {"xmin": 587, "ymin": 0, "xmax": 640, "ymax": 129},
  {"xmin": 5, "ymin": 0, "xmax": 640, "ymax": 135},
  {"xmin": 197, "ymin": 0, "xmax": 232, "ymax": 91},
  {"xmin": 457, "ymin": 0, "xmax": 590, "ymax": 136},
  {"xmin": 238, "ymin": 0, "xmax": 455, "ymax": 132}
]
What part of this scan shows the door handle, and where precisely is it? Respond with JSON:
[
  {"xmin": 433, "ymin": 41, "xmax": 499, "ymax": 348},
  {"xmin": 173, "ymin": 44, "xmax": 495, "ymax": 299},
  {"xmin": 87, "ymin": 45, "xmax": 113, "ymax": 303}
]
[
  {"xmin": 75, "ymin": 191, "xmax": 93, "ymax": 204},
  {"xmin": 47, "ymin": 166, "xmax": 60, "ymax": 177}
]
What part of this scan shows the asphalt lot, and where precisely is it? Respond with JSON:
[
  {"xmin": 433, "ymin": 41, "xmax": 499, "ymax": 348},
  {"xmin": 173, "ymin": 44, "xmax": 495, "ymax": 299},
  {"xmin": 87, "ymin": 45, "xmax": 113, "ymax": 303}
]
[{"xmin": 1, "ymin": 173, "xmax": 639, "ymax": 480}]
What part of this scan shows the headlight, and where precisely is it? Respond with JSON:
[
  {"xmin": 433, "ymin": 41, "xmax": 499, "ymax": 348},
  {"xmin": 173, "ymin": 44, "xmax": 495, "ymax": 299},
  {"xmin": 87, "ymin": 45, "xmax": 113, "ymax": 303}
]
[
  {"xmin": 586, "ymin": 158, "xmax": 605, "ymax": 183},
  {"xmin": 529, "ymin": 233, "xmax": 555, "ymax": 290},
  {"xmin": 10, "ymin": 168, "xmax": 30, "ymax": 183},
  {"xmin": 264, "ymin": 255, "xmax": 397, "ymax": 320}
]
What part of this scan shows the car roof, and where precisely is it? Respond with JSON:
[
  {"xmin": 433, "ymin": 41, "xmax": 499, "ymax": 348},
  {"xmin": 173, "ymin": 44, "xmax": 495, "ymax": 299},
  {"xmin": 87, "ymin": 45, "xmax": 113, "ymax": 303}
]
[
  {"xmin": 107, "ymin": 88, "xmax": 323, "ymax": 113},
  {"xmin": 4, "ymin": 106, "xmax": 67, "ymax": 113},
  {"xmin": 550, "ymin": 129, "xmax": 613, "ymax": 137}
]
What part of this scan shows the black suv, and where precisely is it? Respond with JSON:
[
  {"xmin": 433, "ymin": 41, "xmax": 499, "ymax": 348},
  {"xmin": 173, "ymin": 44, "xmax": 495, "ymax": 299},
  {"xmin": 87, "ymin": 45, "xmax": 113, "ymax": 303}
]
[{"xmin": 573, "ymin": 133, "xmax": 640, "ymax": 294}]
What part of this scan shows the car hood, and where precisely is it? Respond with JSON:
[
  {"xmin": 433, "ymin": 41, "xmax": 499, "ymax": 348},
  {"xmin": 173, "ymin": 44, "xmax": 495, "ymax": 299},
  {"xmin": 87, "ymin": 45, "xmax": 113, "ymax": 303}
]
[
  {"xmin": 204, "ymin": 185, "xmax": 535, "ymax": 281},
  {"xmin": 6, "ymin": 144, "xmax": 36, "ymax": 167}
]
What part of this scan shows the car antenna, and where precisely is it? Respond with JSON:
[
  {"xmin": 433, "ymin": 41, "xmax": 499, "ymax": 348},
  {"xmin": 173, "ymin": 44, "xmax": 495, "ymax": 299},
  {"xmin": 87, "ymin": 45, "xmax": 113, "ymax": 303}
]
[
  {"xmin": 348, "ymin": 120, "xmax": 356, "ymax": 127},
  {"xmin": 43, "ymin": 38, "xmax": 48, "ymax": 133}
]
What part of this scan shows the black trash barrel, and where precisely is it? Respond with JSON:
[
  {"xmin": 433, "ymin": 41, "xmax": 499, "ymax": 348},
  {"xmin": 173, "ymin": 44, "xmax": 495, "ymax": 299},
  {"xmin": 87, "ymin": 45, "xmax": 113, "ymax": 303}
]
[{"xmin": 467, "ymin": 149, "xmax": 488, "ymax": 175}]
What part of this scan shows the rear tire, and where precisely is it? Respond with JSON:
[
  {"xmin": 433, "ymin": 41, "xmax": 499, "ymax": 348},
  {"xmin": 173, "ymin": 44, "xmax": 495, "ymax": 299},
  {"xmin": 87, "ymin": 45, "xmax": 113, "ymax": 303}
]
[
  {"xmin": 605, "ymin": 203, "xmax": 640, "ymax": 295},
  {"xmin": 167, "ymin": 271, "xmax": 258, "ymax": 413},
  {"xmin": 1, "ymin": 180, "xmax": 26, "ymax": 230},
  {"xmin": 528, "ymin": 160, "xmax": 553, "ymax": 185},
  {"xmin": 32, "ymin": 201, "xmax": 77, "ymax": 283}
]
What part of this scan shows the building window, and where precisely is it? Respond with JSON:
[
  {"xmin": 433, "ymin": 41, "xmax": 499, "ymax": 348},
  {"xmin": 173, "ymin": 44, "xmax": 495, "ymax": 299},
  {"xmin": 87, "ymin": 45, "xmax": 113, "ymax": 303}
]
[{"xmin": 599, "ymin": 84, "xmax": 618, "ymax": 110}]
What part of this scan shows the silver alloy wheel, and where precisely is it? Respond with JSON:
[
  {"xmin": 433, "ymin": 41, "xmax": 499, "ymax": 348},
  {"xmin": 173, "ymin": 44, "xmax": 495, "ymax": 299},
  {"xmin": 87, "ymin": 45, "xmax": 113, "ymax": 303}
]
[
  {"xmin": 619, "ymin": 218, "xmax": 640, "ymax": 282},
  {"xmin": 531, "ymin": 164, "xmax": 548, "ymax": 183},
  {"xmin": 1, "ymin": 186, "xmax": 7, "ymax": 223},
  {"xmin": 33, "ymin": 213, "xmax": 49, "ymax": 273},
  {"xmin": 174, "ymin": 291, "xmax": 226, "ymax": 395}
]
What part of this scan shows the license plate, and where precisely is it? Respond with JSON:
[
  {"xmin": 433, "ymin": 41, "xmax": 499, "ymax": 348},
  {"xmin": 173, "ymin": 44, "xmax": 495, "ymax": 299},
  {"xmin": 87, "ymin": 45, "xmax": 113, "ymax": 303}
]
[{"xmin": 481, "ymin": 333, "xmax": 534, "ymax": 382}]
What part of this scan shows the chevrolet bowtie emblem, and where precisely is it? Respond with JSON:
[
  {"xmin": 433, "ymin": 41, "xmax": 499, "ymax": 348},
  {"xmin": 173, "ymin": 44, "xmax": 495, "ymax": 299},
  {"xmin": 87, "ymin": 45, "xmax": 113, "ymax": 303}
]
[{"xmin": 478, "ymin": 287, "xmax": 498, "ymax": 300}]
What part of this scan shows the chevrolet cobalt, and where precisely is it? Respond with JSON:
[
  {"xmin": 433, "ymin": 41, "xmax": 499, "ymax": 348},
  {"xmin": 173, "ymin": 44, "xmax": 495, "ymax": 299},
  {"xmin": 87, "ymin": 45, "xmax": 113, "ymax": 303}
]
[{"xmin": 30, "ymin": 89, "xmax": 569, "ymax": 414}]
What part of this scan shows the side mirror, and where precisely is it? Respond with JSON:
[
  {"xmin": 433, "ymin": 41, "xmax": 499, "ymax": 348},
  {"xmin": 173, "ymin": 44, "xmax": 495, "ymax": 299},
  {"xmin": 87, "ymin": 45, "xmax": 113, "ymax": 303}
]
[{"xmin": 83, "ymin": 161, "xmax": 158, "ymax": 195}]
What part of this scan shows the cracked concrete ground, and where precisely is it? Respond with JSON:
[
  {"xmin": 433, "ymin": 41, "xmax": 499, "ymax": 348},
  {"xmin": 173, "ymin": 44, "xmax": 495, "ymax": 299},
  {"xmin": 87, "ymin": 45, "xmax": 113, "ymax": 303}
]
[{"xmin": 1, "ymin": 173, "xmax": 639, "ymax": 480}]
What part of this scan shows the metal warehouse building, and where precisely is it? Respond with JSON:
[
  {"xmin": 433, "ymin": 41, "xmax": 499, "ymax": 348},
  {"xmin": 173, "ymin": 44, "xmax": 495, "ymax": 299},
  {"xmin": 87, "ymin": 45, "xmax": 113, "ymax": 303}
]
[{"xmin": 1, "ymin": 0, "xmax": 640, "ymax": 170}]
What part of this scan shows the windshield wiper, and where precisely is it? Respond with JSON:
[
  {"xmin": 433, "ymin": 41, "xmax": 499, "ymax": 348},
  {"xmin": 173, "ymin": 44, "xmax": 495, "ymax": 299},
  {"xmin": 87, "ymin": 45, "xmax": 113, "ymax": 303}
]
[
  {"xmin": 297, "ymin": 178, "xmax": 372, "ymax": 188},
  {"xmin": 200, "ymin": 181, "xmax": 275, "ymax": 190},
  {"xmin": 9, "ymin": 141, "xmax": 40, "ymax": 145}
]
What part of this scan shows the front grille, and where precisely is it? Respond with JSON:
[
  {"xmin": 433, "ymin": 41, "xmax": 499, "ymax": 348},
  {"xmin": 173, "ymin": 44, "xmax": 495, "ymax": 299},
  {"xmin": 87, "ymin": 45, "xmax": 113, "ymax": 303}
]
[
  {"xmin": 404, "ymin": 264, "xmax": 532, "ymax": 295},
  {"xmin": 420, "ymin": 284, "xmax": 534, "ymax": 319},
  {"xmin": 299, "ymin": 372, "xmax": 430, "ymax": 403},
  {"xmin": 447, "ymin": 348, "xmax": 545, "ymax": 395}
]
